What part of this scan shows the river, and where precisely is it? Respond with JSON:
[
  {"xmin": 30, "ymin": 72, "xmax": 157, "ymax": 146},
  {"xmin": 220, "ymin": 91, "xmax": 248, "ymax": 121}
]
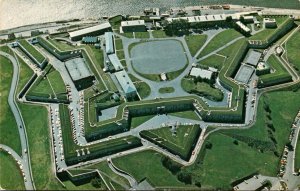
[{"xmin": 0, "ymin": 0, "xmax": 299, "ymax": 30}]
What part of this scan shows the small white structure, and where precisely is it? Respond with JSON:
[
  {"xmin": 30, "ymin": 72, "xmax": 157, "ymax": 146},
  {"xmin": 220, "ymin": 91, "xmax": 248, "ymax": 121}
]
[
  {"xmin": 236, "ymin": 21, "xmax": 251, "ymax": 33},
  {"xmin": 263, "ymin": 18, "xmax": 277, "ymax": 28},
  {"xmin": 160, "ymin": 73, "xmax": 167, "ymax": 81},
  {"xmin": 190, "ymin": 68, "xmax": 213, "ymax": 80}
]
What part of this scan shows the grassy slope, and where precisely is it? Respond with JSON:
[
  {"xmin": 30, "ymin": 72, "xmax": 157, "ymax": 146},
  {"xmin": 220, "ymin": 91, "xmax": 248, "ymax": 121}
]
[
  {"xmin": 130, "ymin": 115, "xmax": 155, "ymax": 128},
  {"xmin": 0, "ymin": 56, "xmax": 22, "ymax": 155},
  {"xmin": 295, "ymin": 135, "xmax": 300, "ymax": 171},
  {"xmin": 0, "ymin": 151, "xmax": 25, "ymax": 190},
  {"xmin": 181, "ymin": 78, "xmax": 223, "ymax": 101},
  {"xmin": 113, "ymin": 150, "xmax": 186, "ymax": 187},
  {"xmin": 19, "ymin": 39, "xmax": 45, "ymax": 63},
  {"xmin": 135, "ymin": 81, "xmax": 151, "ymax": 99},
  {"xmin": 169, "ymin": 110, "xmax": 200, "ymax": 121},
  {"xmin": 152, "ymin": 30, "xmax": 168, "ymax": 38},
  {"xmin": 47, "ymin": 68, "xmax": 66, "ymax": 93},
  {"xmin": 199, "ymin": 54, "xmax": 226, "ymax": 70},
  {"xmin": 184, "ymin": 35, "xmax": 207, "ymax": 57},
  {"xmin": 198, "ymin": 29, "xmax": 242, "ymax": 58},
  {"xmin": 285, "ymin": 29, "xmax": 300, "ymax": 72},
  {"xmin": 181, "ymin": 90, "xmax": 300, "ymax": 189},
  {"xmin": 19, "ymin": 103, "xmax": 63, "ymax": 190}
]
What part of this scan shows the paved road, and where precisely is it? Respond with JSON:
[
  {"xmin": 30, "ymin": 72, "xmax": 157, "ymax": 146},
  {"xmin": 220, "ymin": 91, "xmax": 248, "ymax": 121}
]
[{"xmin": 0, "ymin": 51, "xmax": 34, "ymax": 190}]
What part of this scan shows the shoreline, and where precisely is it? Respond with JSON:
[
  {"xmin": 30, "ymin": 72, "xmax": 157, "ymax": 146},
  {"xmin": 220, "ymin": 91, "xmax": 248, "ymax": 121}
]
[{"xmin": 1, "ymin": 4, "xmax": 300, "ymax": 37}]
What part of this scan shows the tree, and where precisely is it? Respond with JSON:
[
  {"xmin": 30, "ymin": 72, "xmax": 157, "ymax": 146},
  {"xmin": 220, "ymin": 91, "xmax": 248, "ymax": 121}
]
[
  {"xmin": 91, "ymin": 177, "xmax": 102, "ymax": 188},
  {"xmin": 233, "ymin": 140, "xmax": 239, "ymax": 145},
  {"xmin": 165, "ymin": 19, "xmax": 190, "ymax": 36},
  {"xmin": 205, "ymin": 142, "xmax": 213, "ymax": 149},
  {"xmin": 195, "ymin": 181, "xmax": 201, "ymax": 187},
  {"xmin": 161, "ymin": 156, "xmax": 182, "ymax": 174},
  {"xmin": 177, "ymin": 172, "xmax": 192, "ymax": 184}
]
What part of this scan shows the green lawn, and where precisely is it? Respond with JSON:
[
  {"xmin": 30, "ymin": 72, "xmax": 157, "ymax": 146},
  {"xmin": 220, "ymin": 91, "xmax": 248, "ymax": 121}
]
[
  {"xmin": 249, "ymin": 16, "xmax": 290, "ymax": 41},
  {"xmin": 113, "ymin": 150, "xmax": 186, "ymax": 187},
  {"xmin": 19, "ymin": 103, "xmax": 64, "ymax": 190},
  {"xmin": 184, "ymin": 35, "xmax": 207, "ymax": 56},
  {"xmin": 19, "ymin": 39, "xmax": 45, "ymax": 63},
  {"xmin": 199, "ymin": 54, "xmax": 226, "ymax": 70},
  {"xmin": 198, "ymin": 29, "xmax": 242, "ymax": 58},
  {"xmin": 184, "ymin": 132, "xmax": 278, "ymax": 190},
  {"xmin": 141, "ymin": 125, "xmax": 201, "ymax": 159},
  {"xmin": 130, "ymin": 115, "xmax": 155, "ymax": 128},
  {"xmin": 80, "ymin": 161, "xmax": 130, "ymax": 188},
  {"xmin": 0, "ymin": 151, "xmax": 25, "ymax": 190},
  {"xmin": 121, "ymin": 32, "xmax": 134, "ymax": 38},
  {"xmin": 47, "ymin": 38, "xmax": 76, "ymax": 51},
  {"xmin": 186, "ymin": 89, "xmax": 300, "ymax": 189},
  {"xmin": 152, "ymin": 30, "xmax": 168, "ymax": 38},
  {"xmin": 169, "ymin": 110, "xmax": 200, "ymax": 121},
  {"xmin": 285, "ymin": 29, "xmax": 300, "ymax": 73},
  {"xmin": 115, "ymin": 39, "xmax": 123, "ymax": 50},
  {"xmin": 159, "ymin": 87, "xmax": 175, "ymax": 94},
  {"xmin": 116, "ymin": 50, "xmax": 125, "ymax": 60},
  {"xmin": 295, "ymin": 135, "xmax": 300, "ymax": 171},
  {"xmin": 258, "ymin": 54, "xmax": 292, "ymax": 87},
  {"xmin": 181, "ymin": 78, "xmax": 223, "ymax": 101},
  {"xmin": 0, "ymin": 56, "xmax": 22, "ymax": 156},
  {"xmin": 135, "ymin": 32, "xmax": 150, "ymax": 39},
  {"xmin": 135, "ymin": 81, "xmax": 151, "ymax": 99},
  {"xmin": 29, "ymin": 77, "xmax": 54, "ymax": 95},
  {"xmin": 47, "ymin": 67, "xmax": 66, "ymax": 93}
]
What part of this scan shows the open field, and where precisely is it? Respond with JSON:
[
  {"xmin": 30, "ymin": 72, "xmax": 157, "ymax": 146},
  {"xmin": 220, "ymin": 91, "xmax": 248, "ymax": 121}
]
[
  {"xmin": 258, "ymin": 55, "xmax": 292, "ymax": 87},
  {"xmin": 181, "ymin": 78, "xmax": 223, "ymax": 101},
  {"xmin": 131, "ymin": 40, "xmax": 187, "ymax": 74},
  {"xmin": 0, "ymin": 56, "xmax": 22, "ymax": 156},
  {"xmin": 19, "ymin": 103, "xmax": 64, "ymax": 190},
  {"xmin": 152, "ymin": 30, "xmax": 168, "ymax": 38},
  {"xmin": 184, "ymin": 35, "xmax": 207, "ymax": 56},
  {"xmin": 135, "ymin": 32, "xmax": 150, "ymax": 39},
  {"xmin": 199, "ymin": 54, "xmax": 226, "ymax": 70},
  {"xmin": 19, "ymin": 39, "xmax": 45, "ymax": 63},
  {"xmin": 184, "ymin": 89, "xmax": 300, "ymax": 189},
  {"xmin": 113, "ymin": 150, "xmax": 186, "ymax": 187},
  {"xmin": 285, "ymin": 29, "xmax": 300, "ymax": 73},
  {"xmin": 0, "ymin": 151, "xmax": 25, "ymax": 190},
  {"xmin": 121, "ymin": 32, "xmax": 134, "ymax": 38},
  {"xmin": 198, "ymin": 29, "xmax": 242, "ymax": 58}
]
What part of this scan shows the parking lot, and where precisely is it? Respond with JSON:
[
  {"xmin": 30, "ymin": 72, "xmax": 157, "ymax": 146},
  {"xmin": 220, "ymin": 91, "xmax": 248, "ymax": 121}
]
[{"xmin": 130, "ymin": 40, "xmax": 187, "ymax": 74}]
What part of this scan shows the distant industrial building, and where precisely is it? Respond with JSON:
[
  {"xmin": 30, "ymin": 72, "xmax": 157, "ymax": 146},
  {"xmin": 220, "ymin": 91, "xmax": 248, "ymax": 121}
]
[
  {"xmin": 69, "ymin": 22, "xmax": 111, "ymax": 41},
  {"xmin": 167, "ymin": 14, "xmax": 226, "ymax": 24},
  {"xmin": 82, "ymin": 36, "xmax": 99, "ymax": 44},
  {"xmin": 121, "ymin": 20, "xmax": 146, "ymax": 33},
  {"xmin": 65, "ymin": 58, "xmax": 95, "ymax": 90},
  {"xmin": 263, "ymin": 18, "xmax": 277, "ymax": 28},
  {"xmin": 105, "ymin": 32, "xmax": 114, "ymax": 54},
  {"xmin": 108, "ymin": 54, "xmax": 124, "ymax": 72},
  {"xmin": 189, "ymin": 67, "xmax": 213, "ymax": 80},
  {"xmin": 243, "ymin": 16, "xmax": 254, "ymax": 23},
  {"xmin": 236, "ymin": 21, "xmax": 251, "ymax": 34},
  {"xmin": 244, "ymin": 50, "xmax": 262, "ymax": 67},
  {"xmin": 114, "ymin": 70, "xmax": 137, "ymax": 99}
]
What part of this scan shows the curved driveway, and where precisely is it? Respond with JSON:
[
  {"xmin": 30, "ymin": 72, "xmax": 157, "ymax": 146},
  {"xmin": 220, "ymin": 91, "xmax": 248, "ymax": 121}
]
[{"xmin": 0, "ymin": 51, "xmax": 34, "ymax": 190}]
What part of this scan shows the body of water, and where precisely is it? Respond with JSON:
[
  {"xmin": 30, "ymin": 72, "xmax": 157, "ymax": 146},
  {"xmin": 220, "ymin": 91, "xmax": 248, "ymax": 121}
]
[{"xmin": 0, "ymin": 0, "xmax": 299, "ymax": 30}]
